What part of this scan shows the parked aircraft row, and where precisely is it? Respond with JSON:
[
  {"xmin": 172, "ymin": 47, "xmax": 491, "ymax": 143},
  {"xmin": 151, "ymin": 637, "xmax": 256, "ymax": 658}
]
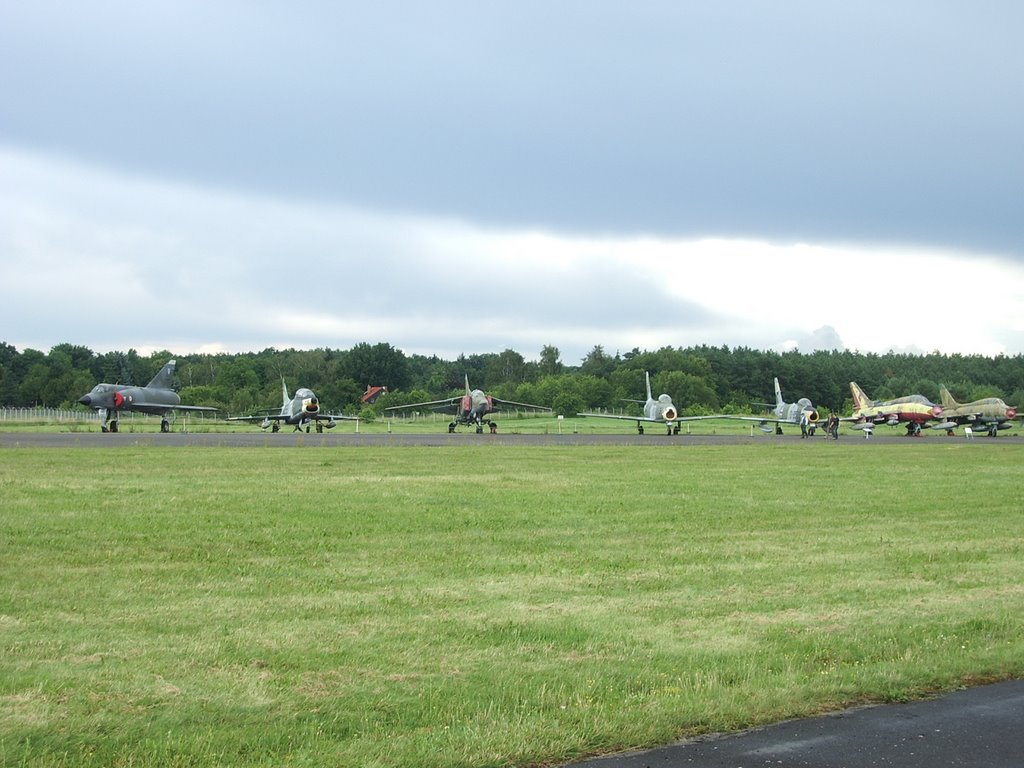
[
  {"xmin": 76, "ymin": 360, "xmax": 550, "ymax": 434},
  {"xmin": 76, "ymin": 361, "xmax": 1019, "ymax": 437},
  {"xmin": 700, "ymin": 378, "xmax": 1017, "ymax": 437}
]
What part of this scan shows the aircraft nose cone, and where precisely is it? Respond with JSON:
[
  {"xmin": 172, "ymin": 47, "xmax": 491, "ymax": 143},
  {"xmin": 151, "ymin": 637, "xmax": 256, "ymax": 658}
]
[
  {"xmin": 78, "ymin": 395, "xmax": 92, "ymax": 406},
  {"xmin": 1007, "ymin": 407, "xmax": 1017, "ymax": 419}
]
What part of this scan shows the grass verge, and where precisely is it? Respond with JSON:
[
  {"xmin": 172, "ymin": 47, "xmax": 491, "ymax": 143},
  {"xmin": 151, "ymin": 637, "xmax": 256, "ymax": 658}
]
[{"xmin": 2, "ymin": 443, "xmax": 1023, "ymax": 766}]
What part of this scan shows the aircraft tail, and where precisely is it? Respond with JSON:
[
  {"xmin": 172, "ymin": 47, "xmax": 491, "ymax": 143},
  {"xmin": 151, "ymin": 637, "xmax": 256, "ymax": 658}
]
[
  {"xmin": 774, "ymin": 377, "xmax": 785, "ymax": 409},
  {"xmin": 146, "ymin": 359, "xmax": 177, "ymax": 390},
  {"xmin": 645, "ymin": 371, "xmax": 653, "ymax": 402},
  {"xmin": 281, "ymin": 377, "xmax": 291, "ymax": 407},
  {"xmin": 849, "ymin": 381, "xmax": 871, "ymax": 412},
  {"xmin": 938, "ymin": 385, "xmax": 960, "ymax": 409},
  {"xmin": 465, "ymin": 374, "xmax": 471, "ymax": 395}
]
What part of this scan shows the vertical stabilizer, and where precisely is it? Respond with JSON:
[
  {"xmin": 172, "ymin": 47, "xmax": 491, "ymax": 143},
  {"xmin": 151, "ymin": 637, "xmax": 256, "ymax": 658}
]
[
  {"xmin": 774, "ymin": 378, "xmax": 785, "ymax": 408},
  {"xmin": 146, "ymin": 359, "xmax": 177, "ymax": 390},
  {"xmin": 645, "ymin": 371, "xmax": 653, "ymax": 402},
  {"xmin": 938, "ymin": 385, "xmax": 959, "ymax": 409},
  {"xmin": 281, "ymin": 378, "xmax": 291, "ymax": 408},
  {"xmin": 849, "ymin": 382, "xmax": 870, "ymax": 412},
  {"xmin": 465, "ymin": 375, "xmax": 471, "ymax": 395}
]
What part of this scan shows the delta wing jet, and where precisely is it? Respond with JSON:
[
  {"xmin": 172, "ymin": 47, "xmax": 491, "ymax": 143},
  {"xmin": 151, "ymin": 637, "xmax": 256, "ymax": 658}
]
[
  {"xmin": 78, "ymin": 359, "xmax": 218, "ymax": 433},
  {"xmin": 847, "ymin": 381, "xmax": 942, "ymax": 435},
  {"xmin": 578, "ymin": 371, "xmax": 714, "ymax": 435},
  {"xmin": 384, "ymin": 375, "xmax": 550, "ymax": 433},
  {"xmin": 228, "ymin": 379, "xmax": 359, "ymax": 433},
  {"xmin": 714, "ymin": 377, "xmax": 820, "ymax": 434},
  {"xmin": 929, "ymin": 385, "xmax": 1018, "ymax": 436}
]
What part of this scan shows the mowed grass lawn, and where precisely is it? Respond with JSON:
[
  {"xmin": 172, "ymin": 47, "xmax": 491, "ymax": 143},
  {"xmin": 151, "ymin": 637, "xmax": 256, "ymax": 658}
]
[{"xmin": 2, "ymin": 443, "xmax": 1023, "ymax": 767}]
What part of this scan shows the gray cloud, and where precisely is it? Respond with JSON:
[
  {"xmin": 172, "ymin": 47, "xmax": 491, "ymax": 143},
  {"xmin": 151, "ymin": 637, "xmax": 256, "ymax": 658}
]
[
  {"xmin": 3, "ymin": 3, "xmax": 1023, "ymax": 362},
  {"xmin": 2, "ymin": 3, "xmax": 1022, "ymax": 258}
]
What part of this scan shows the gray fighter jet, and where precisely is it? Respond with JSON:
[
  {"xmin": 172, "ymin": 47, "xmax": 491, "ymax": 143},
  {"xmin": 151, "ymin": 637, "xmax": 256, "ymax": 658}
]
[
  {"xmin": 227, "ymin": 379, "xmax": 359, "ymax": 433},
  {"xmin": 78, "ymin": 359, "xmax": 218, "ymax": 433},
  {"xmin": 384, "ymin": 375, "xmax": 550, "ymax": 433},
  {"xmin": 578, "ymin": 371, "xmax": 714, "ymax": 435},
  {"xmin": 715, "ymin": 377, "xmax": 820, "ymax": 434}
]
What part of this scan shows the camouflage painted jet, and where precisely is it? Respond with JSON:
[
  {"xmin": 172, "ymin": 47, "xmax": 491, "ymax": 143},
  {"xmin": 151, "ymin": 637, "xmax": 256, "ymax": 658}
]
[
  {"xmin": 578, "ymin": 371, "xmax": 713, "ymax": 435},
  {"xmin": 78, "ymin": 359, "xmax": 217, "ymax": 433},
  {"xmin": 715, "ymin": 377, "xmax": 820, "ymax": 434},
  {"xmin": 847, "ymin": 381, "xmax": 942, "ymax": 435},
  {"xmin": 384, "ymin": 375, "xmax": 550, "ymax": 433},
  {"xmin": 929, "ymin": 385, "xmax": 1018, "ymax": 436},
  {"xmin": 228, "ymin": 379, "xmax": 359, "ymax": 433}
]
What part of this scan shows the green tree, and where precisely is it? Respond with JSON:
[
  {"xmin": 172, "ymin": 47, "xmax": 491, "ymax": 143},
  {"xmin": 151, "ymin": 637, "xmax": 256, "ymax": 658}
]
[
  {"xmin": 539, "ymin": 345, "xmax": 563, "ymax": 376},
  {"xmin": 344, "ymin": 343, "xmax": 411, "ymax": 390},
  {"xmin": 487, "ymin": 349, "xmax": 527, "ymax": 386}
]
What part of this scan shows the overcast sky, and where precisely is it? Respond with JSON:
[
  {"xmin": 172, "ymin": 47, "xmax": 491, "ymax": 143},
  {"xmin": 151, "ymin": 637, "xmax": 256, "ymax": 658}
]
[{"xmin": 2, "ymin": 2, "xmax": 1023, "ymax": 364}]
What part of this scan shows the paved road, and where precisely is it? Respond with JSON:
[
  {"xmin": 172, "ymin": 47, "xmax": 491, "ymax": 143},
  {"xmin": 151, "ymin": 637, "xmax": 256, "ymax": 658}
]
[
  {"xmin": 566, "ymin": 680, "xmax": 1024, "ymax": 768},
  {"xmin": 3, "ymin": 431, "xmax": 1020, "ymax": 448}
]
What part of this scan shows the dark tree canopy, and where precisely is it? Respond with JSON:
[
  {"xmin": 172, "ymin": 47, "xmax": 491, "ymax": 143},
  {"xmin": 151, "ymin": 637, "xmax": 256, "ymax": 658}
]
[{"xmin": 2, "ymin": 341, "xmax": 1022, "ymax": 418}]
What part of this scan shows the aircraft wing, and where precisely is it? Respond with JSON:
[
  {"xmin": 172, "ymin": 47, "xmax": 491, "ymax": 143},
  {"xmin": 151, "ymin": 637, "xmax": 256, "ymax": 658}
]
[
  {"xmin": 489, "ymin": 398, "xmax": 552, "ymax": 412},
  {"xmin": 170, "ymin": 404, "xmax": 219, "ymax": 412},
  {"xmin": 709, "ymin": 414, "xmax": 793, "ymax": 425},
  {"xmin": 227, "ymin": 412, "xmax": 358, "ymax": 422},
  {"xmin": 577, "ymin": 412, "xmax": 719, "ymax": 423},
  {"xmin": 384, "ymin": 397, "xmax": 461, "ymax": 413}
]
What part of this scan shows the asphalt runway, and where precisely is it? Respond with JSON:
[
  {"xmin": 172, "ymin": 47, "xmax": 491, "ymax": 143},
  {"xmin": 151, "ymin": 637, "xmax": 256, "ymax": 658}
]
[
  {"xmin": 566, "ymin": 679, "xmax": 1024, "ymax": 768},
  {"xmin": 3, "ymin": 431, "xmax": 1021, "ymax": 448}
]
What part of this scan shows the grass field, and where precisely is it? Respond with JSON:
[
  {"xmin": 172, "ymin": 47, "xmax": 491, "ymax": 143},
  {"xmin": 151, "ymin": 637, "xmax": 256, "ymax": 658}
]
[{"xmin": 2, "ymin": 442, "xmax": 1023, "ymax": 767}]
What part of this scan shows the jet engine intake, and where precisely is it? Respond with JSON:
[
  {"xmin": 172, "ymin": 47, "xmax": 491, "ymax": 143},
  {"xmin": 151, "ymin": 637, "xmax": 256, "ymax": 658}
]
[{"xmin": 662, "ymin": 406, "xmax": 677, "ymax": 422}]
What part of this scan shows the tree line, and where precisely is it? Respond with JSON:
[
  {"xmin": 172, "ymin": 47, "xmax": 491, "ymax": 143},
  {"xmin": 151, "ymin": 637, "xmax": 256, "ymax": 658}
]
[{"xmin": 2, "ymin": 340, "xmax": 1022, "ymax": 418}]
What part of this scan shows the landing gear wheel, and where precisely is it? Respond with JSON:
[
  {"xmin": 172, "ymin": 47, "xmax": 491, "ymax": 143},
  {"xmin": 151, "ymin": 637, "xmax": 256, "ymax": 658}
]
[
  {"xmin": 637, "ymin": 424, "xmax": 644, "ymax": 435},
  {"xmin": 476, "ymin": 424, "xmax": 484, "ymax": 434},
  {"xmin": 272, "ymin": 423, "xmax": 280, "ymax": 433},
  {"xmin": 109, "ymin": 420, "xmax": 119, "ymax": 433},
  {"xmin": 316, "ymin": 422, "xmax": 324, "ymax": 433},
  {"xmin": 448, "ymin": 422, "xmax": 457, "ymax": 433},
  {"xmin": 160, "ymin": 419, "xmax": 170, "ymax": 433}
]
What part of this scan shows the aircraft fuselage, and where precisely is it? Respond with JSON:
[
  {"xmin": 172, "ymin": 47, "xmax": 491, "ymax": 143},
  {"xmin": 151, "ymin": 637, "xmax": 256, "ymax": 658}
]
[{"xmin": 79, "ymin": 383, "xmax": 181, "ymax": 415}]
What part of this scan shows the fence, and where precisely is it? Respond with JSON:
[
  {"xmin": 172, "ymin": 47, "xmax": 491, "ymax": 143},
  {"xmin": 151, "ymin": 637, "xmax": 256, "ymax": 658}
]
[{"xmin": 1, "ymin": 407, "xmax": 100, "ymax": 423}]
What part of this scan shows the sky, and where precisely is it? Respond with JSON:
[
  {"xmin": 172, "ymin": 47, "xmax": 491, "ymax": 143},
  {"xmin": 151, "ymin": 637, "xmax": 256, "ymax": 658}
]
[{"xmin": 2, "ymin": 2, "xmax": 1023, "ymax": 365}]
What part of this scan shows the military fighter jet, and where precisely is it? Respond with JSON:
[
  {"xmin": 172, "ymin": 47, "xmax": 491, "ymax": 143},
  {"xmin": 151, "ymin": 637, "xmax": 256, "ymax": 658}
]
[
  {"xmin": 578, "ymin": 371, "xmax": 713, "ymax": 435},
  {"xmin": 228, "ymin": 379, "xmax": 359, "ymax": 433},
  {"xmin": 847, "ymin": 381, "xmax": 943, "ymax": 436},
  {"xmin": 929, "ymin": 385, "xmax": 1018, "ymax": 436},
  {"xmin": 384, "ymin": 375, "xmax": 550, "ymax": 433},
  {"xmin": 713, "ymin": 377, "xmax": 820, "ymax": 434},
  {"xmin": 78, "ymin": 359, "xmax": 218, "ymax": 433}
]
